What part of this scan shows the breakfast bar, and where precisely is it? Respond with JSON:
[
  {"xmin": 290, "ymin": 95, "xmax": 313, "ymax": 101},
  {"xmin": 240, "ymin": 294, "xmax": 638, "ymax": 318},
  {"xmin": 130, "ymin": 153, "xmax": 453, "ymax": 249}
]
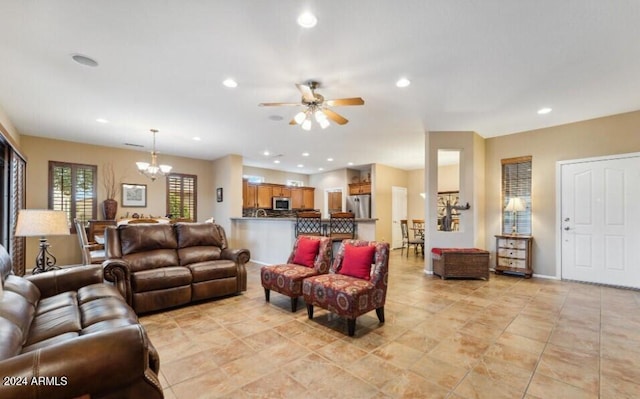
[{"xmin": 230, "ymin": 217, "xmax": 377, "ymax": 264}]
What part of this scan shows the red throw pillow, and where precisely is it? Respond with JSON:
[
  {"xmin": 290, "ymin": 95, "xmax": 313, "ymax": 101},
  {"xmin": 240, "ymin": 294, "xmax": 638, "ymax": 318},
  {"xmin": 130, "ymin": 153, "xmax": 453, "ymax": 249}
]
[
  {"xmin": 292, "ymin": 237, "xmax": 321, "ymax": 267},
  {"xmin": 339, "ymin": 244, "xmax": 376, "ymax": 280}
]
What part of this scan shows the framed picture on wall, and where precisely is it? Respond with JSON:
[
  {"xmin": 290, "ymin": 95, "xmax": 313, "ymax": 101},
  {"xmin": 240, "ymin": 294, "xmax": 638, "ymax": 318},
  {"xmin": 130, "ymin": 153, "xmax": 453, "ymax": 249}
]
[
  {"xmin": 216, "ymin": 187, "xmax": 223, "ymax": 202},
  {"xmin": 122, "ymin": 183, "xmax": 147, "ymax": 207}
]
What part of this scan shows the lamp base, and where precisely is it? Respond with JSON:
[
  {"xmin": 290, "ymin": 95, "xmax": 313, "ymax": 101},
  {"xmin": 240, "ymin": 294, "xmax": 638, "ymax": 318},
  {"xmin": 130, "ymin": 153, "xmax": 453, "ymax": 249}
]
[{"xmin": 32, "ymin": 238, "xmax": 59, "ymax": 275}]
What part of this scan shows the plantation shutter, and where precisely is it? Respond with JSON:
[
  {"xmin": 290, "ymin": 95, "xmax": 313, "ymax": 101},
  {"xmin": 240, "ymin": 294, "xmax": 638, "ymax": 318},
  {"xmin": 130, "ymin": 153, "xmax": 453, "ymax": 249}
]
[
  {"xmin": 167, "ymin": 173, "xmax": 197, "ymax": 220},
  {"xmin": 49, "ymin": 161, "xmax": 97, "ymax": 227}
]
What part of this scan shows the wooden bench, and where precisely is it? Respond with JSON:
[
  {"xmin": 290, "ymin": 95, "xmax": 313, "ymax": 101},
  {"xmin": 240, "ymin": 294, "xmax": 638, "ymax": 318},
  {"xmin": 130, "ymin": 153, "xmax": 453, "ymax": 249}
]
[{"xmin": 431, "ymin": 248, "xmax": 490, "ymax": 280}]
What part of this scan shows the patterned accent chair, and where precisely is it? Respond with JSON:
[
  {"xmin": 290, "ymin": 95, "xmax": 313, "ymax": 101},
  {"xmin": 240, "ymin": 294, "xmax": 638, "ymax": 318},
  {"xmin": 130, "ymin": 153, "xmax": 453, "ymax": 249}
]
[
  {"xmin": 261, "ymin": 236, "xmax": 332, "ymax": 312},
  {"xmin": 302, "ymin": 240, "xmax": 390, "ymax": 336}
]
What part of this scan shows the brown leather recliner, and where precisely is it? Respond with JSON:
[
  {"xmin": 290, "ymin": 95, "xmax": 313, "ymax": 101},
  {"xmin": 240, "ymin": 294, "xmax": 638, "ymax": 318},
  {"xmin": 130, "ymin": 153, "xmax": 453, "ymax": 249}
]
[
  {"xmin": 103, "ymin": 222, "xmax": 250, "ymax": 314},
  {"xmin": 0, "ymin": 245, "xmax": 163, "ymax": 399}
]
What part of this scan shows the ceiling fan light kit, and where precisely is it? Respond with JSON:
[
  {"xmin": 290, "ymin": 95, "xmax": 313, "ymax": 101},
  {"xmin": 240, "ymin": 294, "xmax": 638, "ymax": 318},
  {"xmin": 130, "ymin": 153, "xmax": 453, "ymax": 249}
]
[{"xmin": 259, "ymin": 81, "xmax": 364, "ymax": 130}]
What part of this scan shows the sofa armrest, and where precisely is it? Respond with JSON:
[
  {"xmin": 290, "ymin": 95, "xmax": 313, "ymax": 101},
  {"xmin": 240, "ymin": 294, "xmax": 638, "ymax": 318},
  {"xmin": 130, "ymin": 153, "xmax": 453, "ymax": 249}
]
[
  {"xmin": 221, "ymin": 248, "xmax": 250, "ymax": 292},
  {"xmin": 221, "ymin": 247, "xmax": 250, "ymax": 265},
  {"xmin": 25, "ymin": 265, "xmax": 103, "ymax": 298},
  {"xmin": 0, "ymin": 325, "xmax": 163, "ymax": 399},
  {"xmin": 102, "ymin": 259, "xmax": 133, "ymax": 306}
]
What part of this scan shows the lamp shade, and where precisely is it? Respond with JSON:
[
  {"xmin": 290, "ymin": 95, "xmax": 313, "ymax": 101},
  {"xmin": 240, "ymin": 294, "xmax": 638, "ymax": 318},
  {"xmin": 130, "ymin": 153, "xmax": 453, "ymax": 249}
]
[
  {"xmin": 15, "ymin": 210, "xmax": 70, "ymax": 237},
  {"xmin": 505, "ymin": 197, "xmax": 526, "ymax": 212}
]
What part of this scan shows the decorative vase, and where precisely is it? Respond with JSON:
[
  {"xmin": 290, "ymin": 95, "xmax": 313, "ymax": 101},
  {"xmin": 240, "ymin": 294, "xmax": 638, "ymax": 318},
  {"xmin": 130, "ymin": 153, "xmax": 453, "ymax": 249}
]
[{"xmin": 103, "ymin": 198, "xmax": 118, "ymax": 220}]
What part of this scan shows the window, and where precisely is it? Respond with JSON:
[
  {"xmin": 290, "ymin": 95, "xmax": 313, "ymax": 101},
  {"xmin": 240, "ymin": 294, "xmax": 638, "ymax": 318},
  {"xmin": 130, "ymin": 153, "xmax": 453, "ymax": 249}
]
[
  {"xmin": 501, "ymin": 156, "xmax": 532, "ymax": 235},
  {"xmin": 242, "ymin": 174, "xmax": 264, "ymax": 184},
  {"xmin": 49, "ymin": 161, "xmax": 97, "ymax": 229},
  {"xmin": 167, "ymin": 173, "xmax": 197, "ymax": 220}
]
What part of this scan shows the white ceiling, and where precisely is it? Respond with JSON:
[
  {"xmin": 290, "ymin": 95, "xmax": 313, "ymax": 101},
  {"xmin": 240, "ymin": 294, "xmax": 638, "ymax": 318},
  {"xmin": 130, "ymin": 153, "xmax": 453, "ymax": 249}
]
[{"xmin": 1, "ymin": 1, "xmax": 639, "ymax": 174}]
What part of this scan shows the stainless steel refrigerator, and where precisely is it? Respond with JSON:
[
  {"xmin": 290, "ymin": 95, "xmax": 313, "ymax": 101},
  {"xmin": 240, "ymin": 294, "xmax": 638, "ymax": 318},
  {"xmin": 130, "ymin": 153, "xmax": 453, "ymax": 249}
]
[{"xmin": 346, "ymin": 194, "xmax": 371, "ymax": 219}]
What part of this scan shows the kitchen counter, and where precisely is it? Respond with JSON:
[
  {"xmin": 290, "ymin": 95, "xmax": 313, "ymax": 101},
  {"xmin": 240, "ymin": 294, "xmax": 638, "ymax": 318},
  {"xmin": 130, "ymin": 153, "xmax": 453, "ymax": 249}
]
[{"xmin": 230, "ymin": 217, "xmax": 377, "ymax": 264}]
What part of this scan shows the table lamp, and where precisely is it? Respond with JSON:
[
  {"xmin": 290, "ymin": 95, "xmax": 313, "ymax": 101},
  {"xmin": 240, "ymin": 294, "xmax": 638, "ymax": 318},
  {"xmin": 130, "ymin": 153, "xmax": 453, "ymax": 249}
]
[
  {"xmin": 505, "ymin": 197, "xmax": 526, "ymax": 234},
  {"xmin": 15, "ymin": 209, "xmax": 70, "ymax": 274}
]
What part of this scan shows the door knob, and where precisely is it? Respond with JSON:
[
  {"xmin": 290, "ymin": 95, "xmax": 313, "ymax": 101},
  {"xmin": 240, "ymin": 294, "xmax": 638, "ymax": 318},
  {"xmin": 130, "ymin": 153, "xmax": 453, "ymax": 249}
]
[
  {"xmin": 564, "ymin": 226, "xmax": 570, "ymax": 231},
  {"xmin": 564, "ymin": 218, "xmax": 570, "ymax": 222}
]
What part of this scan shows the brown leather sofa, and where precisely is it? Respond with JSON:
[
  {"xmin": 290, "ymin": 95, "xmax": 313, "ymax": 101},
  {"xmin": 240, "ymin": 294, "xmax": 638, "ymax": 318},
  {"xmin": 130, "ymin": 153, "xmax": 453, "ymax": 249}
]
[
  {"xmin": 103, "ymin": 222, "xmax": 250, "ymax": 314},
  {"xmin": 0, "ymin": 245, "xmax": 163, "ymax": 399}
]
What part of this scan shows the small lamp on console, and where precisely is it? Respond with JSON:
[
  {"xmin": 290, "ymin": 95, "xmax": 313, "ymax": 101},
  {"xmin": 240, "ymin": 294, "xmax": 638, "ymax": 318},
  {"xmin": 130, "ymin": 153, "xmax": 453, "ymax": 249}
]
[
  {"xmin": 15, "ymin": 209, "xmax": 70, "ymax": 274},
  {"xmin": 505, "ymin": 197, "xmax": 526, "ymax": 234}
]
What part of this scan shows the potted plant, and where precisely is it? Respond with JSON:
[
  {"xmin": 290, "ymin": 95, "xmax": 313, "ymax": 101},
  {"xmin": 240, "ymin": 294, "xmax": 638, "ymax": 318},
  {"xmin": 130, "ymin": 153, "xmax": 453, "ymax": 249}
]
[{"xmin": 102, "ymin": 163, "xmax": 120, "ymax": 220}]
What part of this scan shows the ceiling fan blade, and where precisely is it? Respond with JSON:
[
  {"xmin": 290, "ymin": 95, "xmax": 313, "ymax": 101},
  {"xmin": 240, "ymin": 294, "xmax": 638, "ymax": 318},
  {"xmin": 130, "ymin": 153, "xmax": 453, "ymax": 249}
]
[
  {"xmin": 296, "ymin": 83, "xmax": 316, "ymax": 103},
  {"xmin": 259, "ymin": 102, "xmax": 302, "ymax": 107},
  {"xmin": 324, "ymin": 97, "xmax": 365, "ymax": 106},
  {"xmin": 322, "ymin": 109, "xmax": 349, "ymax": 125}
]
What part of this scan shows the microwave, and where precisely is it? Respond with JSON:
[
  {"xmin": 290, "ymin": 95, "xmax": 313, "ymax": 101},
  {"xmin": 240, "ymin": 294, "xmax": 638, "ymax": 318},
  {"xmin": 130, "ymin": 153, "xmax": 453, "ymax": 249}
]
[{"xmin": 272, "ymin": 197, "xmax": 291, "ymax": 211}]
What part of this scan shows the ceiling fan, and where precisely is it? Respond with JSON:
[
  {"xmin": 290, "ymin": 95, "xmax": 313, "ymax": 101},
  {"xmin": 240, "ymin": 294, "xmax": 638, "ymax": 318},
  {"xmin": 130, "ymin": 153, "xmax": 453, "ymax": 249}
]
[{"xmin": 259, "ymin": 81, "xmax": 364, "ymax": 130}]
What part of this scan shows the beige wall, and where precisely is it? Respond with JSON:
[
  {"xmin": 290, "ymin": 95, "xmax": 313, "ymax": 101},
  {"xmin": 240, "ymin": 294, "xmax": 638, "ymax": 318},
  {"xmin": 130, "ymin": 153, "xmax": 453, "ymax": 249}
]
[
  {"xmin": 407, "ymin": 169, "xmax": 425, "ymax": 221},
  {"xmin": 242, "ymin": 166, "xmax": 310, "ymax": 186},
  {"xmin": 309, "ymin": 169, "xmax": 349, "ymax": 217},
  {"xmin": 485, "ymin": 110, "xmax": 640, "ymax": 277},
  {"xmin": 372, "ymin": 163, "xmax": 409, "ymax": 243},
  {"xmin": 21, "ymin": 135, "xmax": 216, "ymax": 265},
  {"xmin": 211, "ymin": 154, "xmax": 244, "ymax": 237}
]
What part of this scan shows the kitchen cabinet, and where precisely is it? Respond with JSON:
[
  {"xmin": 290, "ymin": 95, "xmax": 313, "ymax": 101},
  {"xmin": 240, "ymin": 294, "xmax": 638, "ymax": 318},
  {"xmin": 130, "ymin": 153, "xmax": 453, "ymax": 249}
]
[
  {"xmin": 272, "ymin": 186, "xmax": 291, "ymax": 198},
  {"xmin": 291, "ymin": 187, "xmax": 315, "ymax": 209},
  {"xmin": 494, "ymin": 235, "xmax": 533, "ymax": 278},
  {"xmin": 242, "ymin": 182, "xmax": 273, "ymax": 209},
  {"xmin": 349, "ymin": 182, "xmax": 371, "ymax": 195}
]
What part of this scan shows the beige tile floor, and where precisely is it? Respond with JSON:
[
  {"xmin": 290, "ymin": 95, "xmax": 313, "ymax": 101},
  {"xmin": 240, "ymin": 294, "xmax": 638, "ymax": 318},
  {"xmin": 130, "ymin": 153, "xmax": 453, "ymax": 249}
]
[{"xmin": 141, "ymin": 250, "xmax": 640, "ymax": 399}]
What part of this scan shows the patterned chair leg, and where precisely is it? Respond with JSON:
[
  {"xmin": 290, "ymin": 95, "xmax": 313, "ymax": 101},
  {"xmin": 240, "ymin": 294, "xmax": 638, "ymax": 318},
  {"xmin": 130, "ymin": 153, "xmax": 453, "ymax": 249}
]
[
  {"xmin": 306, "ymin": 304, "xmax": 314, "ymax": 319},
  {"xmin": 291, "ymin": 297, "xmax": 298, "ymax": 312},
  {"xmin": 347, "ymin": 319, "xmax": 356, "ymax": 336},
  {"xmin": 376, "ymin": 307, "xmax": 385, "ymax": 323},
  {"xmin": 264, "ymin": 288, "xmax": 270, "ymax": 302}
]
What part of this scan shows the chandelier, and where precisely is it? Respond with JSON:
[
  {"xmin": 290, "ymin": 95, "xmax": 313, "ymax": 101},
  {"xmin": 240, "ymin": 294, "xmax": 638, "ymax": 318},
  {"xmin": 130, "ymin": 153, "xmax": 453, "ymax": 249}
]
[{"xmin": 136, "ymin": 129, "xmax": 172, "ymax": 181}]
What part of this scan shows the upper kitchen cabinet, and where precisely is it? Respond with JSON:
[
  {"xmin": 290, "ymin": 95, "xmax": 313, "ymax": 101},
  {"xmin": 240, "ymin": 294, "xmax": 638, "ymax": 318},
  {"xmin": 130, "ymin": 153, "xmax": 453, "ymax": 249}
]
[
  {"xmin": 348, "ymin": 182, "xmax": 371, "ymax": 195},
  {"xmin": 243, "ymin": 181, "xmax": 273, "ymax": 209},
  {"xmin": 291, "ymin": 187, "xmax": 315, "ymax": 209},
  {"xmin": 272, "ymin": 185, "xmax": 291, "ymax": 198}
]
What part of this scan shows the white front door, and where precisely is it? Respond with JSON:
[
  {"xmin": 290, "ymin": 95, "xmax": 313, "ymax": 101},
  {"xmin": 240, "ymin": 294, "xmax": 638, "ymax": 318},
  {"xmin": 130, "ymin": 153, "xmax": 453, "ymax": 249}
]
[
  {"xmin": 560, "ymin": 154, "xmax": 640, "ymax": 288},
  {"xmin": 391, "ymin": 186, "xmax": 407, "ymax": 249}
]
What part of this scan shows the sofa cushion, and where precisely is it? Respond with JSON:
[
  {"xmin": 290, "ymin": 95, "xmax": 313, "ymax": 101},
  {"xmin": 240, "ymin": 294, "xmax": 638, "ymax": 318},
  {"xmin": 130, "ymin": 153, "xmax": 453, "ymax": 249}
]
[
  {"xmin": 0, "ymin": 317, "xmax": 23, "ymax": 361},
  {"xmin": 131, "ymin": 267, "xmax": 192, "ymax": 292},
  {"xmin": 292, "ymin": 237, "xmax": 321, "ymax": 267},
  {"xmin": 80, "ymin": 296, "xmax": 139, "ymax": 327},
  {"xmin": 3, "ymin": 275, "xmax": 40, "ymax": 306},
  {"xmin": 36, "ymin": 292, "xmax": 77, "ymax": 315},
  {"xmin": 124, "ymin": 249, "xmax": 180, "ymax": 272},
  {"xmin": 119, "ymin": 224, "xmax": 178, "ymax": 255},
  {"xmin": 178, "ymin": 246, "xmax": 222, "ymax": 266},
  {"xmin": 77, "ymin": 283, "xmax": 124, "ymax": 305},
  {"xmin": 188, "ymin": 260, "xmax": 237, "ymax": 283},
  {"xmin": 0, "ymin": 291, "xmax": 36, "ymax": 339},
  {"xmin": 175, "ymin": 222, "xmax": 225, "ymax": 249},
  {"xmin": 21, "ymin": 331, "xmax": 79, "ymax": 354},
  {"xmin": 25, "ymin": 304, "xmax": 81, "ymax": 346},
  {"xmin": 338, "ymin": 244, "xmax": 375, "ymax": 281}
]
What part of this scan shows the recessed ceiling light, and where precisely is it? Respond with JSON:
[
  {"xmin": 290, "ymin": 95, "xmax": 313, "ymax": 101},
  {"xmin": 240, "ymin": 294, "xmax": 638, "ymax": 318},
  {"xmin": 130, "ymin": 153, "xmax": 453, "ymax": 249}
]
[
  {"xmin": 274, "ymin": 160, "xmax": 280, "ymax": 164},
  {"xmin": 302, "ymin": 152, "xmax": 309, "ymax": 157},
  {"xmin": 297, "ymin": 164, "xmax": 304, "ymax": 168},
  {"xmin": 71, "ymin": 54, "xmax": 98, "ymax": 67},
  {"xmin": 347, "ymin": 162, "xmax": 354, "ymax": 166},
  {"xmin": 297, "ymin": 12, "xmax": 317, "ymax": 28},
  {"xmin": 318, "ymin": 167, "xmax": 324, "ymax": 171},
  {"xmin": 327, "ymin": 158, "xmax": 334, "ymax": 162},
  {"xmin": 396, "ymin": 78, "xmax": 411, "ymax": 88},
  {"xmin": 222, "ymin": 78, "xmax": 238, "ymax": 88},
  {"xmin": 192, "ymin": 137, "xmax": 201, "ymax": 141},
  {"xmin": 537, "ymin": 107, "xmax": 552, "ymax": 115},
  {"xmin": 96, "ymin": 118, "xmax": 108, "ymax": 123},
  {"xmin": 263, "ymin": 151, "xmax": 270, "ymax": 156}
]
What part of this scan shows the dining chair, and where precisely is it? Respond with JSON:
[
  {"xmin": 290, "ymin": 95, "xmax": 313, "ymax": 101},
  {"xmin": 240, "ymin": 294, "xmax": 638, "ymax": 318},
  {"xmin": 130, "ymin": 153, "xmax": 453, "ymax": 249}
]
[
  {"xmin": 411, "ymin": 219, "xmax": 425, "ymax": 240},
  {"xmin": 400, "ymin": 219, "xmax": 424, "ymax": 257},
  {"xmin": 74, "ymin": 218, "xmax": 106, "ymax": 264}
]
